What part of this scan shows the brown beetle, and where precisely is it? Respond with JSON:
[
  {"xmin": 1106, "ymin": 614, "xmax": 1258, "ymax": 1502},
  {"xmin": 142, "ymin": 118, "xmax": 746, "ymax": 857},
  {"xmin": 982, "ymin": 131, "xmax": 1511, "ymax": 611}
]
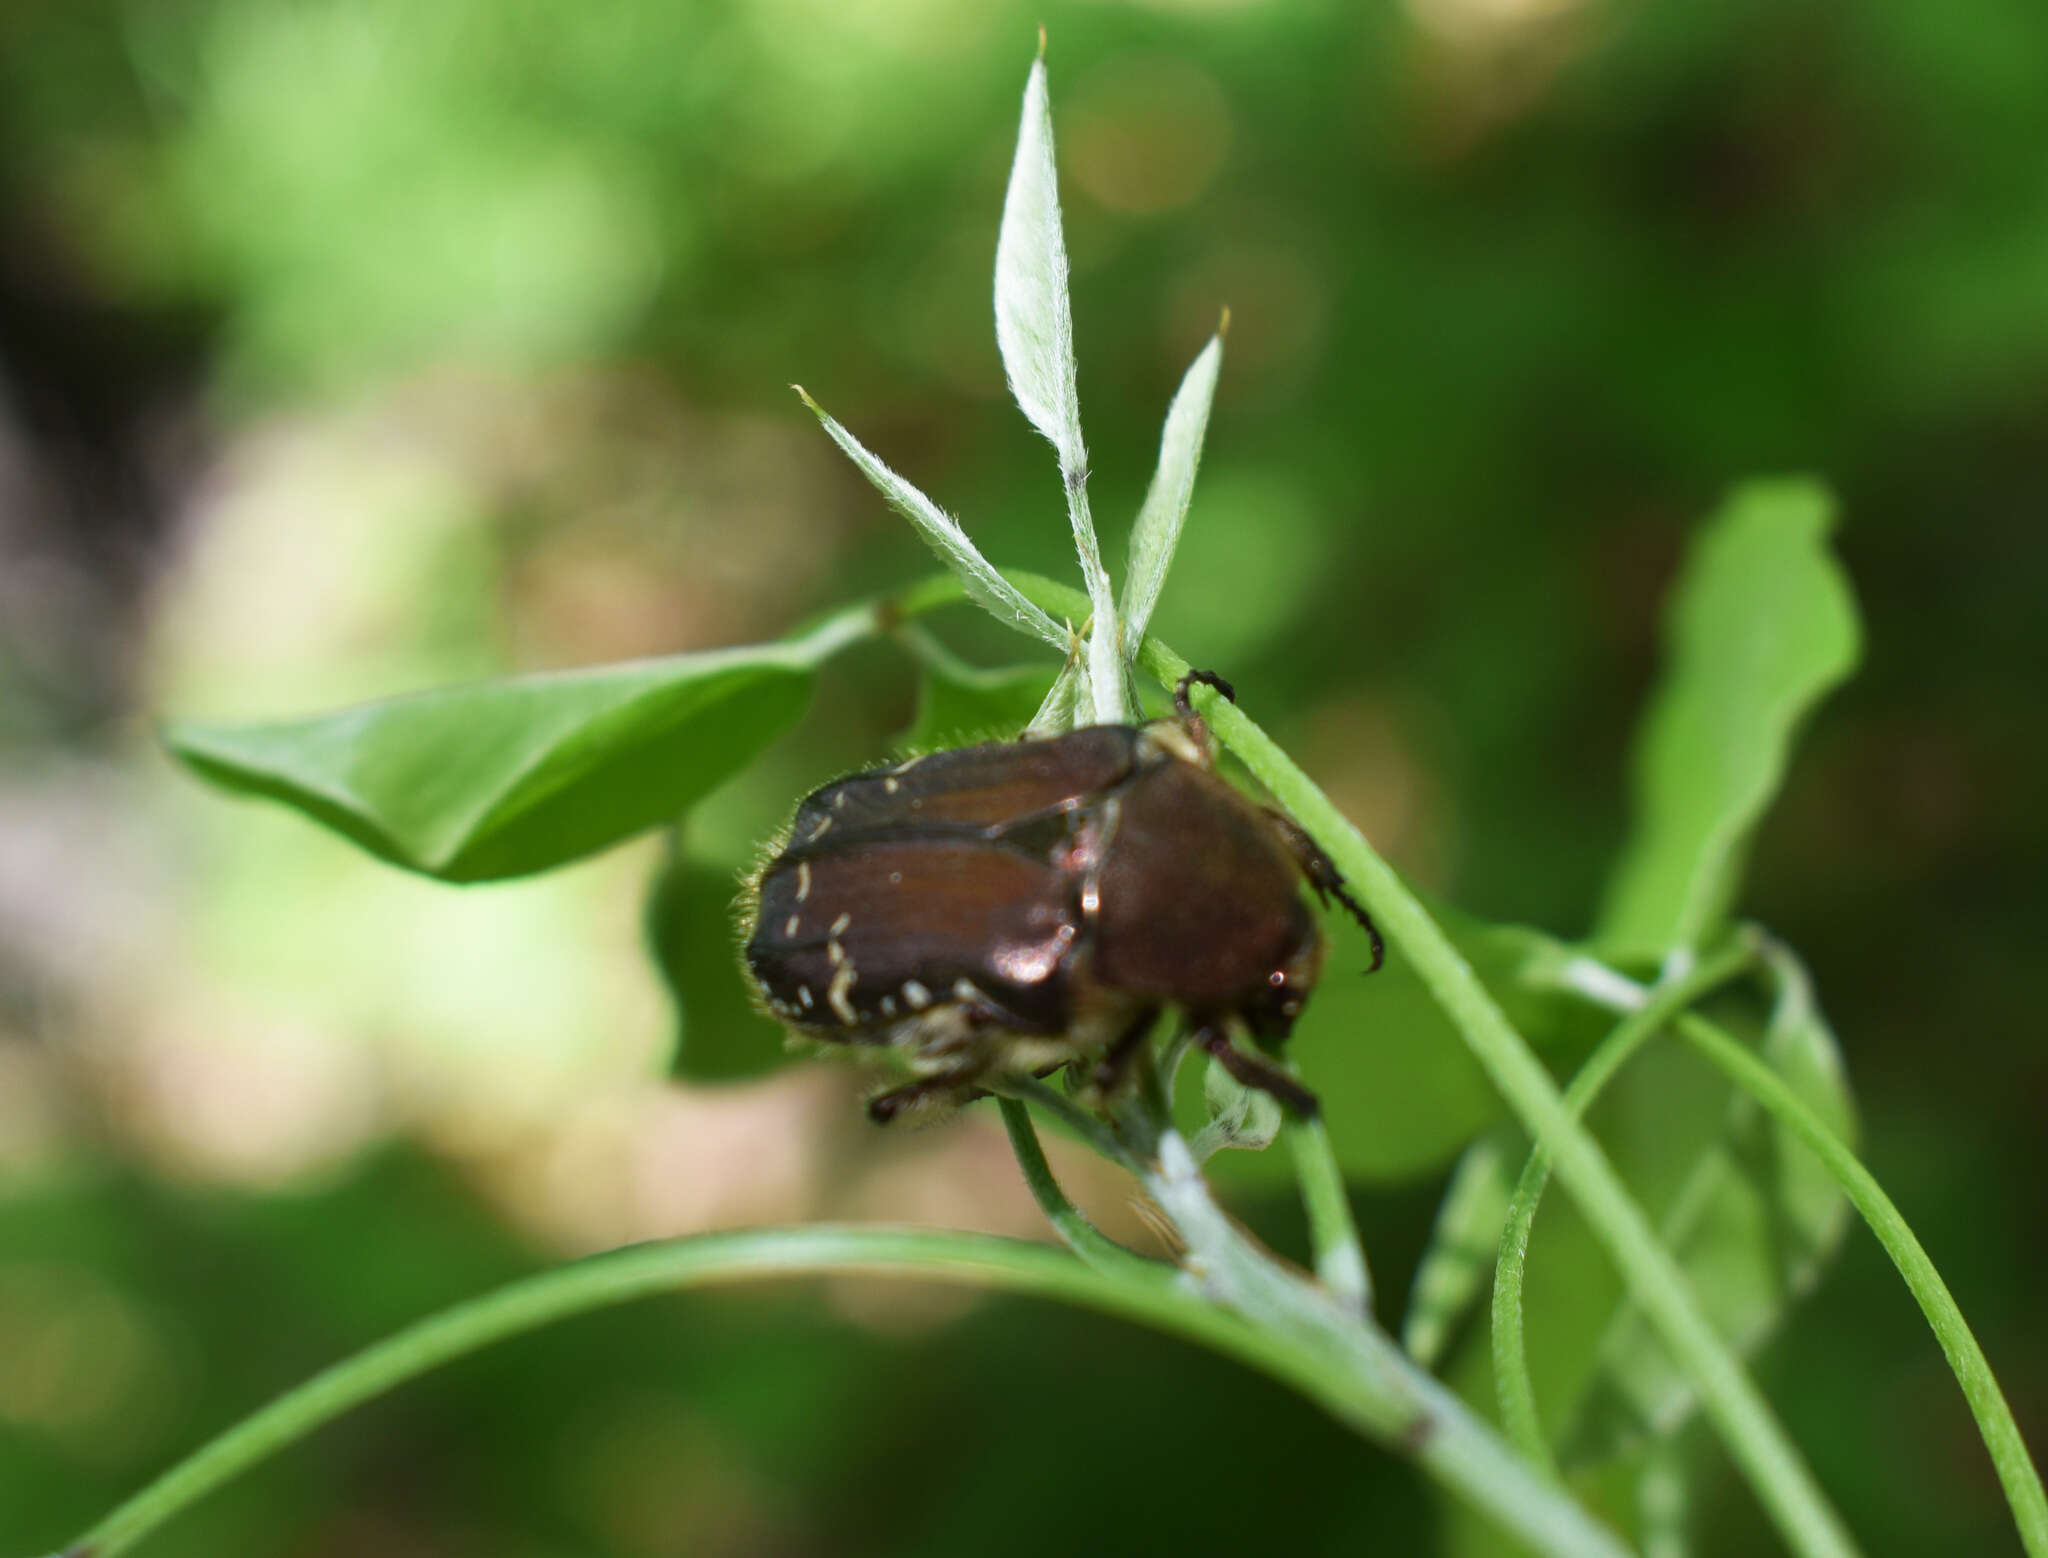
[{"xmin": 742, "ymin": 672, "xmax": 1382, "ymax": 1122}]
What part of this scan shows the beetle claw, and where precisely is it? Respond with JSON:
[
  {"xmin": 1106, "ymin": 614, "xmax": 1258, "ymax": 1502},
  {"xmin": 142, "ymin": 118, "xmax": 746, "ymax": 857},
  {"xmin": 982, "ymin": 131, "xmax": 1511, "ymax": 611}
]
[
  {"xmin": 1173, "ymin": 668, "xmax": 1237, "ymax": 722},
  {"xmin": 1261, "ymin": 806, "xmax": 1386, "ymax": 973}
]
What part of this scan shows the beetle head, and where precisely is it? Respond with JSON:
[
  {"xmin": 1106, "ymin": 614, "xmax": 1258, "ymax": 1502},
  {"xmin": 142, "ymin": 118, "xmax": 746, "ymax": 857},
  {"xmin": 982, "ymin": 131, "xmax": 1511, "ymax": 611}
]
[{"xmin": 1243, "ymin": 932, "xmax": 1326, "ymax": 1043}]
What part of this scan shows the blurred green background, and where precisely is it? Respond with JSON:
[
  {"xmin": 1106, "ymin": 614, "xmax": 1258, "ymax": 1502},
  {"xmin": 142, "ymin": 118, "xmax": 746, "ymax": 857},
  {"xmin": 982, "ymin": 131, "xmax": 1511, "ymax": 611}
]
[{"xmin": 1, "ymin": 0, "xmax": 2043, "ymax": 1553}]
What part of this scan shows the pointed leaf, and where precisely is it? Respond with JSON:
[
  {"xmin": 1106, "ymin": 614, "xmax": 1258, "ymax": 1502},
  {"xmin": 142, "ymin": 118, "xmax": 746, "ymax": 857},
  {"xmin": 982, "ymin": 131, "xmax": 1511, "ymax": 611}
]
[
  {"xmin": 166, "ymin": 615, "xmax": 866, "ymax": 882},
  {"xmin": 1122, "ymin": 330, "xmax": 1223, "ymax": 651},
  {"xmin": 1559, "ymin": 951, "xmax": 1856, "ymax": 1464},
  {"xmin": 995, "ymin": 54, "xmax": 1085, "ymax": 476},
  {"xmin": 797, "ymin": 388, "xmax": 1066, "ymax": 652},
  {"xmin": 1596, "ymin": 480, "xmax": 1860, "ymax": 956},
  {"xmin": 1024, "ymin": 656, "xmax": 1085, "ymax": 736},
  {"xmin": 994, "ymin": 53, "xmax": 1121, "ymax": 722}
]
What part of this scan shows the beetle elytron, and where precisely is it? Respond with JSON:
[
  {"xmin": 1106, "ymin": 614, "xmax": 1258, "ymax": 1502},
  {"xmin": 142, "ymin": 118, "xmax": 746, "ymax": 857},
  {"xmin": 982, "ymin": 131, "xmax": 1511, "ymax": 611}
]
[{"xmin": 742, "ymin": 672, "xmax": 1382, "ymax": 1122}]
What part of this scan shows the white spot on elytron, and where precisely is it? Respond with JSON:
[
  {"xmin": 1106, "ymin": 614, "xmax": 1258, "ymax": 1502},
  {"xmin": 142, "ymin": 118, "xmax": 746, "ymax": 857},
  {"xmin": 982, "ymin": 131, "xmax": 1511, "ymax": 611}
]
[
  {"xmin": 830, "ymin": 912, "xmax": 852, "ymax": 935},
  {"xmin": 828, "ymin": 963, "xmax": 859, "ymax": 1024},
  {"xmin": 785, "ymin": 915, "xmax": 800, "ymax": 937},
  {"xmin": 891, "ymin": 755, "xmax": 926, "ymax": 775},
  {"xmin": 798, "ymin": 985, "xmax": 814, "ymax": 1010},
  {"xmin": 902, "ymin": 980, "xmax": 931, "ymax": 1010},
  {"xmin": 889, "ymin": 871, "xmax": 902, "ymax": 886},
  {"xmin": 832, "ymin": 789, "xmax": 848, "ymax": 809},
  {"xmin": 880, "ymin": 996, "xmax": 898, "ymax": 1017},
  {"xmin": 883, "ymin": 776, "xmax": 901, "ymax": 794},
  {"xmin": 952, "ymin": 978, "xmax": 982, "ymax": 1003},
  {"xmin": 827, "ymin": 941, "xmax": 845, "ymax": 967},
  {"xmin": 809, "ymin": 815, "xmax": 834, "ymax": 842},
  {"xmin": 795, "ymin": 862, "xmax": 812, "ymax": 902}
]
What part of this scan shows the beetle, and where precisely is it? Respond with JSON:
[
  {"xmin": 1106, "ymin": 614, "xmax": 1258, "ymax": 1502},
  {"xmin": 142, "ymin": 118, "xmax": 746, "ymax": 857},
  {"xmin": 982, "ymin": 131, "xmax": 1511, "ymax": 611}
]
[{"xmin": 741, "ymin": 671, "xmax": 1383, "ymax": 1123}]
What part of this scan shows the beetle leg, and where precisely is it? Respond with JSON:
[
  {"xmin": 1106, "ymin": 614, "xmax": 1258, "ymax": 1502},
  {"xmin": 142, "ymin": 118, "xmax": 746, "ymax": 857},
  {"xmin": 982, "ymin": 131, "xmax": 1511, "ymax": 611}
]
[
  {"xmin": 1262, "ymin": 807, "xmax": 1386, "ymax": 973},
  {"xmin": 1173, "ymin": 668, "xmax": 1237, "ymax": 721},
  {"xmin": 1089, "ymin": 1007, "xmax": 1162, "ymax": 1094},
  {"xmin": 1196, "ymin": 1025, "xmax": 1320, "ymax": 1118},
  {"xmin": 867, "ymin": 1069, "xmax": 988, "ymax": 1125}
]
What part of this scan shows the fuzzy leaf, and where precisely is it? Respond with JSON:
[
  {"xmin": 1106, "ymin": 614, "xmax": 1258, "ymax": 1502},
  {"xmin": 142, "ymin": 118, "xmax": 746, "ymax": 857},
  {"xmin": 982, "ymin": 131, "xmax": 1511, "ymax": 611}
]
[
  {"xmin": 1597, "ymin": 480, "xmax": 1860, "ymax": 956},
  {"xmin": 995, "ymin": 52, "xmax": 1121, "ymax": 722},
  {"xmin": 797, "ymin": 388, "xmax": 1066, "ymax": 652},
  {"xmin": 1122, "ymin": 330, "xmax": 1223, "ymax": 651},
  {"xmin": 995, "ymin": 54, "xmax": 1085, "ymax": 476}
]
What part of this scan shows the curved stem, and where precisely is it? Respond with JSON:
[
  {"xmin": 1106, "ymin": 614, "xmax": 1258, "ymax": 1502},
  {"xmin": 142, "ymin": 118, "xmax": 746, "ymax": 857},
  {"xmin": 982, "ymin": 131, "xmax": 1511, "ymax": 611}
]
[
  {"xmin": 1491, "ymin": 940, "xmax": 1758, "ymax": 1473},
  {"xmin": 996, "ymin": 1096, "xmax": 1159, "ymax": 1276},
  {"xmin": 998, "ymin": 571, "xmax": 1861, "ymax": 1558},
  {"xmin": 989, "ymin": 1073, "xmax": 1140, "ymax": 1172},
  {"xmin": 50, "ymin": 1228, "xmax": 1238, "ymax": 1558},
  {"xmin": 1674, "ymin": 1012, "xmax": 2048, "ymax": 1558},
  {"xmin": 58, "ymin": 1221, "xmax": 1631, "ymax": 1558},
  {"xmin": 1143, "ymin": 1133, "xmax": 1631, "ymax": 1558}
]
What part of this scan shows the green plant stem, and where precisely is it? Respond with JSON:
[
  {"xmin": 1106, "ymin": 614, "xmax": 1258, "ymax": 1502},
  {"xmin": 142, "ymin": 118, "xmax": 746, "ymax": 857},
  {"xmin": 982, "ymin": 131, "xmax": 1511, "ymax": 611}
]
[
  {"xmin": 906, "ymin": 573, "xmax": 2039, "ymax": 1554},
  {"xmin": 992, "ymin": 572, "xmax": 1859, "ymax": 1558},
  {"xmin": 1672, "ymin": 1012, "xmax": 2048, "ymax": 1558},
  {"xmin": 996, "ymin": 1096, "xmax": 1158, "ymax": 1276},
  {"xmin": 1286, "ymin": 1102, "xmax": 1373, "ymax": 1315},
  {"xmin": 59, "ymin": 1222, "xmax": 1631, "ymax": 1558},
  {"xmin": 1142, "ymin": 1131, "xmax": 1630, "ymax": 1558},
  {"xmin": 1491, "ymin": 940, "xmax": 1758, "ymax": 1474},
  {"xmin": 990, "ymin": 1073, "xmax": 1141, "ymax": 1171}
]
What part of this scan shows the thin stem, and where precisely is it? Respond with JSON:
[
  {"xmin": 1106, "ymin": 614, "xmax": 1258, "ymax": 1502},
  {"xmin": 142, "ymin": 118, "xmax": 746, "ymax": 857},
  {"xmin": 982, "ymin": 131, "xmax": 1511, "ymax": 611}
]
[
  {"xmin": 1144, "ymin": 1133, "xmax": 1632, "ymax": 1558},
  {"xmin": 1674, "ymin": 1012, "xmax": 2048, "ymax": 1558},
  {"xmin": 1492, "ymin": 940, "xmax": 1759, "ymax": 1473},
  {"xmin": 1063, "ymin": 481, "xmax": 1129, "ymax": 725},
  {"xmin": 996, "ymin": 1096, "xmax": 1160, "ymax": 1276},
  {"xmin": 57, "ymin": 1221, "xmax": 1633, "ymax": 1558},
  {"xmin": 984, "ymin": 571, "xmax": 1860, "ymax": 1558},
  {"xmin": 988, "ymin": 1073, "xmax": 1141, "ymax": 1172},
  {"xmin": 1286, "ymin": 1103, "xmax": 1373, "ymax": 1316}
]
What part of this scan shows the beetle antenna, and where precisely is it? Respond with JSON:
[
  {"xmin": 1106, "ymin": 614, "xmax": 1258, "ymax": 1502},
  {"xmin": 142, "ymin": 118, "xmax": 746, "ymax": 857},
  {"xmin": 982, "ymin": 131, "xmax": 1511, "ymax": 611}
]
[{"xmin": 1174, "ymin": 669, "xmax": 1236, "ymax": 721}]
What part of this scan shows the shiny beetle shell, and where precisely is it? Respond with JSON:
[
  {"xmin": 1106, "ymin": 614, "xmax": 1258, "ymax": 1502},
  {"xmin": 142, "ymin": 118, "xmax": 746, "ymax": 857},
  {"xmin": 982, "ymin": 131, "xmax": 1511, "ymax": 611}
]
[{"xmin": 741, "ymin": 675, "xmax": 1381, "ymax": 1122}]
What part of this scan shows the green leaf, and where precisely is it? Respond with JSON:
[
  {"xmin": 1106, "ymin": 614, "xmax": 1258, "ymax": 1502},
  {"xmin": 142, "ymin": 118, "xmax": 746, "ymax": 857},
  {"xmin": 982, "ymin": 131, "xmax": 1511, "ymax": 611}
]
[
  {"xmin": 903, "ymin": 659, "xmax": 1059, "ymax": 752},
  {"xmin": 1559, "ymin": 951, "xmax": 1856, "ymax": 1465},
  {"xmin": 994, "ymin": 50, "xmax": 1122, "ymax": 725},
  {"xmin": 1596, "ymin": 480, "xmax": 1861, "ymax": 955},
  {"xmin": 995, "ymin": 53, "xmax": 1085, "ymax": 480},
  {"xmin": 1121, "ymin": 329, "xmax": 1224, "ymax": 652},
  {"xmin": 644, "ymin": 840, "xmax": 791, "ymax": 1082},
  {"xmin": 166, "ymin": 611, "xmax": 871, "ymax": 882}
]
